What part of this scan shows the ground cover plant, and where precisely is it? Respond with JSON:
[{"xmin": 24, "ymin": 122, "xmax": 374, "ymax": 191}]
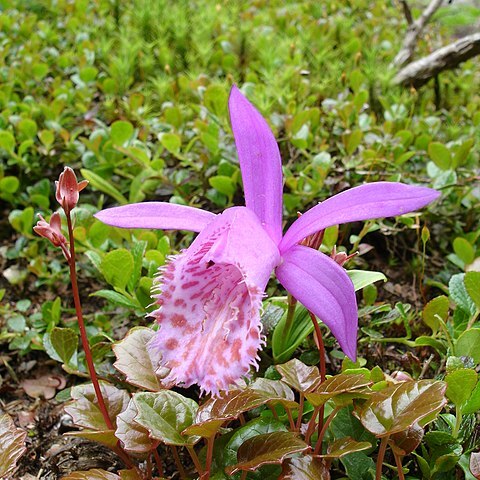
[{"xmin": 1, "ymin": 0, "xmax": 480, "ymax": 479}]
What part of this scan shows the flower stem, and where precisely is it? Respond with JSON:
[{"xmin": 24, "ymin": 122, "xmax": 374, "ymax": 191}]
[
  {"xmin": 153, "ymin": 448, "xmax": 164, "ymax": 478},
  {"xmin": 285, "ymin": 407, "xmax": 296, "ymax": 431},
  {"xmin": 304, "ymin": 406, "xmax": 320, "ymax": 445},
  {"xmin": 66, "ymin": 213, "xmax": 114, "ymax": 431},
  {"xmin": 314, "ymin": 406, "xmax": 340, "ymax": 455},
  {"xmin": 376, "ymin": 436, "xmax": 389, "ymax": 480},
  {"xmin": 393, "ymin": 452, "xmax": 406, "ymax": 480},
  {"xmin": 308, "ymin": 311, "xmax": 326, "ymax": 437},
  {"xmin": 66, "ymin": 212, "xmax": 136, "ymax": 471},
  {"xmin": 295, "ymin": 393, "xmax": 304, "ymax": 431},
  {"xmin": 187, "ymin": 445, "xmax": 204, "ymax": 476},
  {"xmin": 202, "ymin": 435, "xmax": 216, "ymax": 480},
  {"xmin": 171, "ymin": 446, "xmax": 187, "ymax": 479}
]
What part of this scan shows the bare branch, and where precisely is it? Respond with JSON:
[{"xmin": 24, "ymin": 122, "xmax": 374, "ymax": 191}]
[
  {"xmin": 393, "ymin": 0, "xmax": 445, "ymax": 67},
  {"xmin": 399, "ymin": 0, "xmax": 413, "ymax": 25},
  {"xmin": 394, "ymin": 32, "xmax": 480, "ymax": 88}
]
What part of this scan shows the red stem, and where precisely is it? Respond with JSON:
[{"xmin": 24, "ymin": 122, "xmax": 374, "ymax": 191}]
[
  {"xmin": 295, "ymin": 393, "xmax": 304, "ymax": 431},
  {"xmin": 187, "ymin": 445, "xmax": 204, "ymax": 476},
  {"xmin": 172, "ymin": 446, "xmax": 187, "ymax": 479},
  {"xmin": 309, "ymin": 312, "xmax": 326, "ymax": 439},
  {"xmin": 376, "ymin": 436, "xmax": 389, "ymax": 480},
  {"xmin": 66, "ymin": 213, "xmax": 135, "ymax": 470},
  {"xmin": 393, "ymin": 452, "xmax": 406, "ymax": 480},
  {"xmin": 153, "ymin": 448, "xmax": 164, "ymax": 478},
  {"xmin": 314, "ymin": 407, "xmax": 340, "ymax": 455},
  {"xmin": 202, "ymin": 435, "xmax": 216, "ymax": 480},
  {"xmin": 285, "ymin": 407, "xmax": 296, "ymax": 431}
]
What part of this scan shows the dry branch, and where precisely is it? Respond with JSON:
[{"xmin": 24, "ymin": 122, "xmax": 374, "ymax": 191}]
[
  {"xmin": 393, "ymin": 0, "xmax": 445, "ymax": 67},
  {"xmin": 394, "ymin": 32, "xmax": 480, "ymax": 87}
]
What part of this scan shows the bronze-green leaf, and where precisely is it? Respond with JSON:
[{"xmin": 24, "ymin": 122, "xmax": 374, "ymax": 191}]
[
  {"xmin": 113, "ymin": 327, "xmax": 170, "ymax": 391},
  {"xmin": 65, "ymin": 382, "xmax": 130, "ymax": 431},
  {"xmin": 116, "ymin": 398, "xmax": 157, "ymax": 456},
  {"xmin": 389, "ymin": 423, "xmax": 424, "ymax": 456},
  {"xmin": 276, "ymin": 359, "xmax": 321, "ymax": 393},
  {"xmin": 320, "ymin": 437, "xmax": 372, "ymax": 458},
  {"xmin": 280, "ymin": 455, "xmax": 330, "ymax": 479},
  {"xmin": 66, "ymin": 429, "xmax": 118, "ymax": 449},
  {"xmin": 355, "ymin": 380, "xmax": 447, "ymax": 437},
  {"xmin": 133, "ymin": 391, "xmax": 199, "ymax": 446},
  {"xmin": 226, "ymin": 432, "xmax": 310, "ymax": 474},
  {"xmin": 305, "ymin": 374, "xmax": 372, "ymax": 407},
  {"xmin": 470, "ymin": 452, "xmax": 480, "ymax": 479},
  {"xmin": 0, "ymin": 413, "xmax": 27, "ymax": 478},
  {"xmin": 61, "ymin": 469, "xmax": 120, "ymax": 479}
]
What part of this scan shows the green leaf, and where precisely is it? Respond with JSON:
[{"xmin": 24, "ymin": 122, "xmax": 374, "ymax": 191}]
[
  {"xmin": 111, "ymin": 120, "xmax": 134, "ymax": 145},
  {"xmin": 356, "ymin": 380, "xmax": 446, "ymax": 437},
  {"xmin": 0, "ymin": 413, "xmax": 27, "ymax": 478},
  {"xmin": 204, "ymin": 84, "xmax": 227, "ymax": 117},
  {"xmin": 445, "ymin": 368, "xmax": 478, "ymax": 408},
  {"xmin": 275, "ymin": 359, "xmax": 321, "ymax": 393},
  {"xmin": 160, "ymin": 132, "xmax": 181, "ymax": 154},
  {"xmin": 93, "ymin": 290, "xmax": 139, "ymax": 309},
  {"xmin": 428, "ymin": 142, "xmax": 451, "ymax": 170},
  {"xmin": 133, "ymin": 391, "xmax": 199, "ymax": 446},
  {"xmin": 113, "ymin": 327, "xmax": 169, "ymax": 391},
  {"xmin": 453, "ymin": 138, "xmax": 474, "ymax": 168},
  {"xmin": 455, "ymin": 329, "xmax": 480, "ymax": 363},
  {"xmin": 226, "ymin": 432, "xmax": 309, "ymax": 475},
  {"xmin": 465, "ymin": 272, "xmax": 480, "ymax": 310},
  {"xmin": 100, "ymin": 249, "xmax": 134, "ymax": 290},
  {"xmin": 348, "ymin": 270, "xmax": 387, "ymax": 291},
  {"xmin": 450, "ymin": 273, "xmax": 476, "ymax": 316},
  {"xmin": 423, "ymin": 295, "xmax": 449, "ymax": 334},
  {"xmin": 345, "ymin": 129, "xmax": 363, "ymax": 155},
  {"xmin": 453, "ymin": 237, "xmax": 475, "ymax": 265},
  {"xmin": 65, "ymin": 382, "xmax": 129, "ymax": 431},
  {"xmin": 281, "ymin": 456, "xmax": 329, "ymax": 480},
  {"xmin": 66, "ymin": 429, "xmax": 118, "ymax": 449},
  {"xmin": 81, "ymin": 169, "xmax": 128, "ymax": 204},
  {"xmin": 272, "ymin": 306, "xmax": 313, "ymax": 363},
  {"xmin": 0, "ymin": 176, "xmax": 19, "ymax": 194},
  {"xmin": 80, "ymin": 66, "xmax": 98, "ymax": 83},
  {"xmin": 464, "ymin": 381, "xmax": 480, "ymax": 415},
  {"xmin": 38, "ymin": 129, "xmax": 55, "ymax": 148},
  {"xmin": 18, "ymin": 118, "xmax": 37, "ymax": 139},
  {"xmin": 49, "ymin": 327, "xmax": 78, "ymax": 365},
  {"xmin": 0, "ymin": 130, "xmax": 15, "ymax": 152},
  {"xmin": 209, "ymin": 175, "xmax": 236, "ymax": 197}
]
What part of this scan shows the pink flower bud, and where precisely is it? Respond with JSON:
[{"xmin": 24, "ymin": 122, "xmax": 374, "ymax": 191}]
[
  {"xmin": 55, "ymin": 167, "xmax": 88, "ymax": 213},
  {"xmin": 33, "ymin": 213, "xmax": 67, "ymax": 247},
  {"xmin": 331, "ymin": 246, "xmax": 358, "ymax": 266}
]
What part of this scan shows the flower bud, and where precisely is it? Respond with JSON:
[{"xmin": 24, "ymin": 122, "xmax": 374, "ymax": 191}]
[
  {"xmin": 33, "ymin": 213, "xmax": 67, "ymax": 247},
  {"xmin": 55, "ymin": 167, "xmax": 88, "ymax": 213}
]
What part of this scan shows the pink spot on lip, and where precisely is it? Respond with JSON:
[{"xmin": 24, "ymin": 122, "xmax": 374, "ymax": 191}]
[
  {"xmin": 165, "ymin": 338, "xmax": 179, "ymax": 350},
  {"xmin": 182, "ymin": 281, "xmax": 199, "ymax": 289},
  {"xmin": 174, "ymin": 299, "xmax": 187, "ymax": 307},
  {"xmin": 171, "ymin": 313, "xmax": 187, "ymax": 327}
]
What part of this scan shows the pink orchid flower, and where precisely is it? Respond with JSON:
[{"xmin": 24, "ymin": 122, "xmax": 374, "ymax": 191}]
[{"xmin": 95, "ymin": 86, "xmax": 439, "ymax": 395}]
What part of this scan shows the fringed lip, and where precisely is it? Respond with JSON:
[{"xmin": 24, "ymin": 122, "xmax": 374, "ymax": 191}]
[{"xmin": 147, "ymin": 207, "xmax": 281, "ymax": 396}]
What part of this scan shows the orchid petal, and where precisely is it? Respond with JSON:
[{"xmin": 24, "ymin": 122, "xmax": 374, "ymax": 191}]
[
  {"xmin": 229, "ymin": 85, "xmax": 283, "ymax": 245},
  {"xmin": 148, "ymin": 206, "xmax": 280, "ymax": 395},
  {"xmin": 276, "ymin": 245, "xmax": 358, "ymax": 360},
  {"xmin": 94, "ymin": 202, "xmax": 216, "ymax": 232},
  {"xmin": 280, "ymin": 182, "xmax": 440, "ymax": 252}
]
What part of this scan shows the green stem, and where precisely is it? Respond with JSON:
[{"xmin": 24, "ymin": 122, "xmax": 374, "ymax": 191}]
[
  {"xmin": 467, "ymin": 309, "xmax": 480, "ymax": 330},
  {"xmin": 453, "ymin": 408, "xmax": 462, "ymax": 439},
  {"xmin": 436, "ymin": 315, "xmax": 454, "ymax": 352},
  {"xmin": 282, "ymin": 294, "xmax": 298, "ymax": 351}
]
